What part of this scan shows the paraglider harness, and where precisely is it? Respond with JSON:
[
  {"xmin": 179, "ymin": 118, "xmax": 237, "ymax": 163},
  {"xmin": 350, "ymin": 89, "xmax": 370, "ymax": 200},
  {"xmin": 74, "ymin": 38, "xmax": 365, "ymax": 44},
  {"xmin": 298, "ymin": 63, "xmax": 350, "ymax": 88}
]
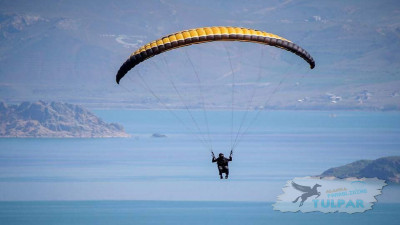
[{"xmin": 212, "ymin": 150, "xmax": 233, "ymax": 179}]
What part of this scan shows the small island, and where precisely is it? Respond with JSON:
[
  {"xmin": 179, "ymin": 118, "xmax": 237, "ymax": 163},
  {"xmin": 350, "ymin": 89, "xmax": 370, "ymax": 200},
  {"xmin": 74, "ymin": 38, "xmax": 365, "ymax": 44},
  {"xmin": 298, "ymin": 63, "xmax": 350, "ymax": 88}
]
[
  {"xmin": 320, "ymin": 156, "xmax": 400, "ymax": 183},
  {"xmin": 0, "ymin": 101, "xmax": 130, "ymax": 138},
  {"xmin": 152, "ymin": 133, "xmax": 167, "ymax": 138}
]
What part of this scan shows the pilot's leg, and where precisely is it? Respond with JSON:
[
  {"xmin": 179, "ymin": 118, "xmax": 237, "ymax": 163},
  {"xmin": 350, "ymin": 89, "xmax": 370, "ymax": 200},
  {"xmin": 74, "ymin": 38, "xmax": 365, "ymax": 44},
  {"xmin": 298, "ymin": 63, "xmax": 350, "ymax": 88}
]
[
  {"xmin": 224, "ymin": 166, "xmax": 229, "ymax": 179},
  {"xmin": 218, "ymin": 166, "xmax": 223, "ymax": 179}
]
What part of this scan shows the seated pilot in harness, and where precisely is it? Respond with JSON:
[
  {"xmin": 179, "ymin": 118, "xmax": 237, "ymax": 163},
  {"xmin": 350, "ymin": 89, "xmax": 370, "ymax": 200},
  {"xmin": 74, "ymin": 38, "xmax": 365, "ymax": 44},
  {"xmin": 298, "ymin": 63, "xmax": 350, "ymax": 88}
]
[{"xmin": 212, "ymin": 150, "xmax": 233, "ymax": 179}]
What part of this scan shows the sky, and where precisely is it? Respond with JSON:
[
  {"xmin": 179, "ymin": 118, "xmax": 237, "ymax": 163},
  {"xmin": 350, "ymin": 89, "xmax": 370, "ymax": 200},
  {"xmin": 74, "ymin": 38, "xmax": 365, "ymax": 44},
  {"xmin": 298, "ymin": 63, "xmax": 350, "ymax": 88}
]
[{"xmin": 1, "ymin": 110, "xmax": 400, "ymax": 202}]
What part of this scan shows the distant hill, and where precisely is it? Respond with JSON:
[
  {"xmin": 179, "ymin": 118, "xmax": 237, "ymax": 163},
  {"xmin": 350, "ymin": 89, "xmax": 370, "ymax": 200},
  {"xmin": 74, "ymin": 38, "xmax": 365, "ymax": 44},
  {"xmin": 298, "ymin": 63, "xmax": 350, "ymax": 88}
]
[
  {"xmin": 0, "ymin": 0, "xmax": 399, "ymax": 110},
  {"xmin": 0, "ymin": 101, "xmax": 129, "ymax": 138},
  {"xmin": 320, "ymin": 156, "xmax": 400, "ymax": 183}
]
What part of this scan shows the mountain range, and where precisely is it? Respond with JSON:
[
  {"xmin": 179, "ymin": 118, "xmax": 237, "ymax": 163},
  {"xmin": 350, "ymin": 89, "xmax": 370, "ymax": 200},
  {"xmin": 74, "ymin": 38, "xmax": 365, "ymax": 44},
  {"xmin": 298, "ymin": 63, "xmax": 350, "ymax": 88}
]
[{"xmin": 0, "ymin": 0, "xmax": 399, "ymax": 110}]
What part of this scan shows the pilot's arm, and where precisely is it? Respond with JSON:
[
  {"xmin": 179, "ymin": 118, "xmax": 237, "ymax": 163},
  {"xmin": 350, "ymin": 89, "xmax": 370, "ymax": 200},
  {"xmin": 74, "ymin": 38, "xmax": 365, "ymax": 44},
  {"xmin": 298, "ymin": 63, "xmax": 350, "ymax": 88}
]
[{"xmin": 212, "ymin": 152, "xmax": 217, "ymax": 162}]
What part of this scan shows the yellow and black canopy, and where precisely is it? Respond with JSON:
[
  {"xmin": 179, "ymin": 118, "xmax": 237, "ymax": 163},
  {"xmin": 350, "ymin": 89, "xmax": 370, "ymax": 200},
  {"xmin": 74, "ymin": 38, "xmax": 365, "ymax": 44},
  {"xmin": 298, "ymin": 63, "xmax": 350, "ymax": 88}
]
[{"xmin": 116, "ymin": 26, "xmax": 315, "ymax": 84}]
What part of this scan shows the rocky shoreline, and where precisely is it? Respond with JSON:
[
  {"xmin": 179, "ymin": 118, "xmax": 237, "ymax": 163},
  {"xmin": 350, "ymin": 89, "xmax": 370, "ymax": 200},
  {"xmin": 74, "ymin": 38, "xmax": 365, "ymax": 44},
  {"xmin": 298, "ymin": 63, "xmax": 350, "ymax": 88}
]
[{"xmin": 0, "ymin": 101, "xmax": 130, "ymax": 138}]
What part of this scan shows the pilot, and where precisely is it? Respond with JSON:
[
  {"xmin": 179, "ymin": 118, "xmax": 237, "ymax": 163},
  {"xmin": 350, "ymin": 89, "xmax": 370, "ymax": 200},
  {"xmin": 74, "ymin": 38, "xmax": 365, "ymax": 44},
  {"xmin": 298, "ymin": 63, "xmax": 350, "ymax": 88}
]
[{"xmin": 212, "ymin": 151, "xmax": 233, "ymax": 179}]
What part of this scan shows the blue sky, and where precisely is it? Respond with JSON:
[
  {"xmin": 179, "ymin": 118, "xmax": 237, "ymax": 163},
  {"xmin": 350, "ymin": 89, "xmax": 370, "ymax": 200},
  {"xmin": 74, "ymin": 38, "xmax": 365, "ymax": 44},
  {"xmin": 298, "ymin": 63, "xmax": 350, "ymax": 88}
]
[{"xmin": 1, "ymin": 110, "xmax": 400, "ymax": 202}]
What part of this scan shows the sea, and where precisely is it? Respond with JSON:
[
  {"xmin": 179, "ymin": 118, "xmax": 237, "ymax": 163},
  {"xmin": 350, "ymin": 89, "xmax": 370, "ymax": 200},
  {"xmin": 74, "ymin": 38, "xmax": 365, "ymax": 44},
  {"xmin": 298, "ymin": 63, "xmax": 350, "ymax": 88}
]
[{"xmin": 0, "ymin": 110, "xmax": 399, "ymax": 224}]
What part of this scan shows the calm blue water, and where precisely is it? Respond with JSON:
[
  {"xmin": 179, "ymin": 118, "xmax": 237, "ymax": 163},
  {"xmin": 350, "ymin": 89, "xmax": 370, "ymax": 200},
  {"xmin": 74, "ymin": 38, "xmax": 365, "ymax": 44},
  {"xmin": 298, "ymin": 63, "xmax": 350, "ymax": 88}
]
[
  {"xmin": 0, "ymin": 110, "xmax": 399, "ymax": 223},
  {"xmin": 0, "ymin": 201, "xmax": 399, "ymax": 225}
]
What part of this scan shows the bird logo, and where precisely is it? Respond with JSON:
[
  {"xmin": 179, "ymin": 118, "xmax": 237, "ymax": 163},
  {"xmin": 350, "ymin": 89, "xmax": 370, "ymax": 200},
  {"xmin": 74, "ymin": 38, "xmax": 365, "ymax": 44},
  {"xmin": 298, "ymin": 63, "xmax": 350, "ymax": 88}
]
[{"xmin": 292, "ymin": 181, "xmax": 322, "ymax": 207}]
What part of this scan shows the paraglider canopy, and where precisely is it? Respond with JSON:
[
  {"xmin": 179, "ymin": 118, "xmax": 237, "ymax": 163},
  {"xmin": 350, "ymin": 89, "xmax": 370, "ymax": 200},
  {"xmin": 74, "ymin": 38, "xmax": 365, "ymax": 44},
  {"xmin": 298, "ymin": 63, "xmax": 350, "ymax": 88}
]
[{"xmin": 116, "ymin": 26, "xmax": 315, "ymax": 84}]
